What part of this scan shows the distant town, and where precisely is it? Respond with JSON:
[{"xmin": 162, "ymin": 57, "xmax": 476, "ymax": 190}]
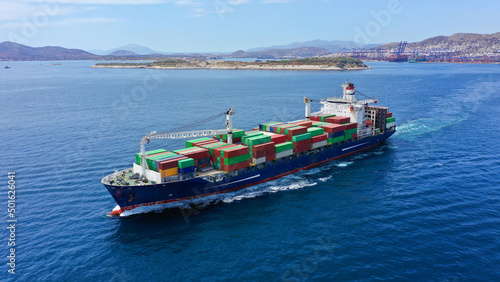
[{"xmin": 1, "ymin": 32, "xmax": 499, "ymax": 64}]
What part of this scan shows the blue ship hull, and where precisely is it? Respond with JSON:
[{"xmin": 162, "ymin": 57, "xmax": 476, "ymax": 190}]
[{"xmin": 104, "ymin": 130, "xmax": 395, "ymax": 215}]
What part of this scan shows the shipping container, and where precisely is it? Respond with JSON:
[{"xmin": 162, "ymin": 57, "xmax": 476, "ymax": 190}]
[
  {"xmin": 253, "ymin": 149, "xmax": 275, "ymax": 158},
  {"xmin": 221, "ymin": 161, "xmax": 250, "ymax": 172},
  {"xmin": 324, "ymin": 116, "xmax": 350, "ymax": 124},
  {"xmin": 327, "ymin": 131, "xmax": 345, "ymax": 138},
  {"xmin": 307, "ymin": 127, "xmax": 324, "ymax": 137},
  {"xmin": 343, "ymin": 122, "xmax": 358, "ymax": 130},
  {"xmin": 293, "ymin": 121, "xmax": 313, "ymax": 128},
  {"xmin": 158, "ymin": 156, "xmax": 188, "ymax": 170},
  {"xmin": 311, "ymin": 134, "xmax": 327, "ymax": 143},
  {"xmin": 178, "ymin": 158, "xmax": 195, "ymax": 169},
  {"xmin": 275, "ymin": 141, "xmax": 294, "ymax": 153},
  {"xmin": 294, "ymin": 144, "xmax": 311, "ymax": 154},
  {"xmin": 327, "ymin": 136, "xmax": 345, "ymax": 144},
  {"xmin": 311, "ymin": 121, "xmax": 328, "ymax": 127},
  {"xmin": 386, "ymin": 112, "xmax": 393, "ymax": 118},
  {"xmin": 223, "ymin": 154, "xmax": 251, "ymax": 165},
  {"xmin": 321, "ymin": 123, "xmax": 346, "ymax": 133},
  {"xmin": 276, "ymin": 149, "xmax": 293, "ymax": 159},
  {"xmin": 244, "ymin": 135, "xmax": 272, "ymax": 147},
  {"xmin": 270, "ymin": 134, "xmax": 287, "ymax": 144},
  {"xmin": 251, "ymin": 157, "xmax": 266, "ymax": 164},
  {"xmin": 221, "ymin": 146, "xmax": 250, "ymax": 159},
  {"xmin": 252, "ymin": 142, "xmax": 275, "ymax": 153},
  {"xmin": 160, "ymin": 167, "xmax": 178, "ymax": 178},
  {"xmin": 293, "ymin": 139, "xmax": 311, "ymax": 148},
  {"xmin": 311, "ymin": 140, "xmax": 327, "ymax": 149},
  {"xmin": 345, "ymin": 128, "xmax": 357, "ymax": 135},
  {"xmin": 291, "ymin": 133, "xmax": 312, "ymax": 142},
  {"xmin": 386, "ymin": 117, "xmax": 396, "ymax": 123},
  {"xmin": 178, "ymin": 166, "xmax": 195, "ymax": 175},
  {"xmin": 277, "ymin": 124, "xmax": 298, "ymax": 134},
  {"xmin": 186, "ymin": 137, "xmax": 212, "ymax": 148}
]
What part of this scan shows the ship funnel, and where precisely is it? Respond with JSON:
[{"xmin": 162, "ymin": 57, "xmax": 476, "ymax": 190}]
[{"xmin": 342, "ymin": 81, "xmax": 357, "ymax": 101}]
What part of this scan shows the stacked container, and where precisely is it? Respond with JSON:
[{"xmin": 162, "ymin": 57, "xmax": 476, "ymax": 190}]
[
  {"xmin": 215, "ymin": 129, "xmax": 245, "ymax": 143},
  {"xmin": 275, "ymin": 141, "xmax": 294, "ymax": 159},
  {"xmin": 212, "ymin": 144, "xmax": 250, "ymax": 172},
  {"xmin": 251, "ymin": 142, "xmax": 275, "ymax": 164},
  {"xmin": 173, "ymin": 147, "xmax": 211, "ymax": 171},
  {"xmin": 178, "ymin": 158, "xmax": 196, "ymax": 179},
  {"xmin": 321, "ymin": 123, "xmax": 346, "ymax": 144},
  {"xmin": 324, "ymin": 116, "xmax": 350, "ymax": 124},
  {"xmin": 386, "ymin": 116, "xmax": 396, "ymax": 129},
  {"xmin": 311, "ymin": 114, "xmax": 336, "ymax": 122},
  {"xmin": 343, "ymin": 122, "xmax": 358, "ymax": 140},
  {"xmin": 308, "ymin": 127, "xmax": 327, "ymax": 149}
]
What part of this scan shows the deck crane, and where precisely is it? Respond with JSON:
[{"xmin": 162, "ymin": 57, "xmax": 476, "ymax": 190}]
[{"xmin": 139, "ymin": 107, "xmax": 235, "ymax": 177}]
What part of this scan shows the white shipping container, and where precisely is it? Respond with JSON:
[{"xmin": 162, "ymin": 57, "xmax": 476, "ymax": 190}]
[
  {"xmin": 386, "ymin": 122, "xmax": 396, "ymax": 128},
  {"xmin": 276, "ymin": 149, "xmax": 293, "ymax": 159},
  {"xmin": 311, "ymin": 140, "xmax": 327, "ymax": 149},
  {"xmin": 251, "ymin": 157, "xmax": 266, "ymax": 164}
]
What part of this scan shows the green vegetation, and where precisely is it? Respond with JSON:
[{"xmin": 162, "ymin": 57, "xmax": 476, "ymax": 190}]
[{"xmin": 93, "ymin": 57, "xmax": 368, "ymax": 70}]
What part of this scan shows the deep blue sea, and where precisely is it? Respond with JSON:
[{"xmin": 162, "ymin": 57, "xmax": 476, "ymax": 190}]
[{"xmin": 1, "ymin": 61, "xmax": 499, "ymax": 281}]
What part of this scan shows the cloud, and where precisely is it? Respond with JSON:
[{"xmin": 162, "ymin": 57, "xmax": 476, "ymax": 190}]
[
  {"xmin": 227, "ymin": 0, "xmax": 250, "ymax": 5},
  {"xmin": 24, "ymin": 0, "xmax": 172, "ymax": 4},
  {"xmin": 262, "ymin": 0, "xmax": 293, "ymax": 3},
  {"xmin": 0, "ymin": 17, "xmax": 116, "ymax": 29}
]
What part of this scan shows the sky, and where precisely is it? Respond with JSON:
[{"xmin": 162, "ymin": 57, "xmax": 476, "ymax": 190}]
[{"xmin": 0, "ymin": 0, "xmax": 499, "ymax": 52}]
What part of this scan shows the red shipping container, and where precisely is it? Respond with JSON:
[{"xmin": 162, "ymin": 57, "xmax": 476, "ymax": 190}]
[
  {"xmin": 321, "ymin": 123, "xmax": 346, "ymax": 133},
  {"xmin": 352, "ymin": 133, "xmax": 358, "ymax": 138},
  {"xmin": 325, "ymin": 116, "xmax": 350, "ymax": 124},
  {"xmin": 293, "ymin": 121, "xmax": 313, "ymax": 128},
  {"xmin": 223, "ymin": 146, "xmax": 250, "ymax": 159},
  {"xmin": 158, "ymin": 156, "xmax": 188, "ymax": 170},
  {"xmin": 386, "ymin": 112, "xmax": 392, "ymax": 118},
  {"xmin": 222, "ymin": 161, "xmax": 250, "ymax": 172},
  {"xmin": 212, "ymin": 144, "xmax": 238, "ymax": 157},
  {"xmin": 193, "ymin": 139, "xmax": 219, "ymax": 147},
  {"xmin": 252, "ymin": 142, "xmax": 275, "ymax": 153},
  {"xmin": 270, "ymin": 134, "xmax": 286, "ymax": 144},
  {"xmin": 252, "ymin": 127, "xmax": 259, "ymax": 131},
  {"xmin": 311, "ymin": 134, "xmax": 327, "ymax": 143},
  {"xmin": 266, "ymin": 154, "xmax": 276, "ymax": 162},
  {"xmin": 344, "ymin": 122, "xmax": 357, "ymax": 130},
  {"xmin": 294, "ymin": 144, "xmax": 311, "ymax": 154},
  {"xmin": 253, "ymin": 148, "xmax": 275, "ymax": 158},
  {"xmin": 293, "ymin": 139, "xmax": 311, "ymax": 148},
  {"xmin": 310, "ymin": 116, "xmax": 321, "ymax": 121},
  {"xmin": 233, "ymin": 137, "xmax": 242, "ymax": 143},
  {"xmin": 286, "ymin": 126, "xmax": 308, "ymax": 138},
  {"xmin": 278, "ymin": 124, "xmax": 297, "ymax": 134}
]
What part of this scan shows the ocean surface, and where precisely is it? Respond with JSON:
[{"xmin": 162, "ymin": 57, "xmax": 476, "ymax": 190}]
[{"xmin": 1, "ymin": 61, "xmax": 499, "ymax": 281}]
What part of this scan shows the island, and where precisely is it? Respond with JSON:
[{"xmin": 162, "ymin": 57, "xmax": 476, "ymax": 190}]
[{"xmin": 91, "ymin": 57, "xmax": 370, "ymax": 70}]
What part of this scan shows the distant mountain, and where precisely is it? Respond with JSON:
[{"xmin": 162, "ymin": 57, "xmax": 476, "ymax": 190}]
[
  {"xmin": 229, "ymin": 47, "xmax": 331, "ymax": 58},
  {"xmin": 90, "ymin": 44, "xmax": 158, "ymax": 55},
  {"xmin": 109, "ymin": 50, "xmax": 138, "ymax": 56},
  {"xmin": 373, "ymin": 32, "xmax": 500, "ymax": 56},
  {"xmin": 0, "ymin": 41, "xmax": 99, "ymax": 61},
  {"xmin": 247, "ymin": 40, "xmax": 381, "ymax": 53}
]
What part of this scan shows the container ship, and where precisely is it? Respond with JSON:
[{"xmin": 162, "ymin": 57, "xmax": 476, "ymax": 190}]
[{"xmin": 102, "ymin": 81, "xmax": 396, "ymax": 216}]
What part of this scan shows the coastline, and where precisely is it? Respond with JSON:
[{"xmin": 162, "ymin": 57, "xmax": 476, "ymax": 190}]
[{"xmin": 91, "ymin": 64, "xmax": 371, "ymax": 71}]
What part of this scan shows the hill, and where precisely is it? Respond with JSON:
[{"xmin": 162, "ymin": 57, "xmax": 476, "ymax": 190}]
[
  {"xmin": 247, "ymin": 39, "xmax": 380, "ymax": 53},
  {"xmin": 0, "ymin": 41, "xmax": 99, "ymax": 61},
  {"xmin": 90, "ymin": 44, "xmax": 158, "ymax": 55},
  {"xmin": 229, "ymin": 47, "xmax": 331, "ymax": 58},
  {"xmin": 373, "ymin": 32, "xmax": 500, "ymax": 56}
]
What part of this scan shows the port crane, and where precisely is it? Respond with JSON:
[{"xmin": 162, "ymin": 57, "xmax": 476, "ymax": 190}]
[{"xmin": 139, "ymin": 108, "xmax": 235, "ymax": 177}]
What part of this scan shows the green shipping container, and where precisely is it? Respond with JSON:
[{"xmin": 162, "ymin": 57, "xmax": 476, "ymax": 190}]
[
  {"xmin": 135, "ymin": 149, "xmax": 168, "ymax": 165},
  {"xmin": 321, "ymin": 114, "xmax": 336, "ymax": 122},
  {"xmin": 245, "ymin": 135, "xmax": 272, "ymax": 147},
  {"xmin": 186, "ymin": 137, "xmax": 212, "ymax": 148},
  {"xmin": 262, "ymin": 122, "xmax": 281, "ymax": 131},
  {"xmin": 345, "ymin": 128, "xmax": 357, "ymax": 135},
  {"xmin": 292, "ymin": 133, "xmax": 312, "ymax": 142},
  {"xmin": 275, "ymin": 141, "xmax": 294, "ymax": 153},
  {"xmin": 223, "ymin": 154, "xmax": 250, "ymax": 165},
  {"xmin": 386, "ymin": 117, "xmax": 396, "ymax": 123},
  {"xmin": 307, "ymin": 127, "xmax": 324, "ymax": 137},
  {"xmin": 178, "ymin": 158, "xmax": 195, "ymax": 169},
  {"xmin": 327, "ymin": 136, "xmax": 344, "ymax": 144},
  {"xmin": 311, "ymin": 122, "xmax": 328, "ymax": 127},
  {"xmin": 208, "ymin": 144, "xmax": 231, "ymax": 155}
]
